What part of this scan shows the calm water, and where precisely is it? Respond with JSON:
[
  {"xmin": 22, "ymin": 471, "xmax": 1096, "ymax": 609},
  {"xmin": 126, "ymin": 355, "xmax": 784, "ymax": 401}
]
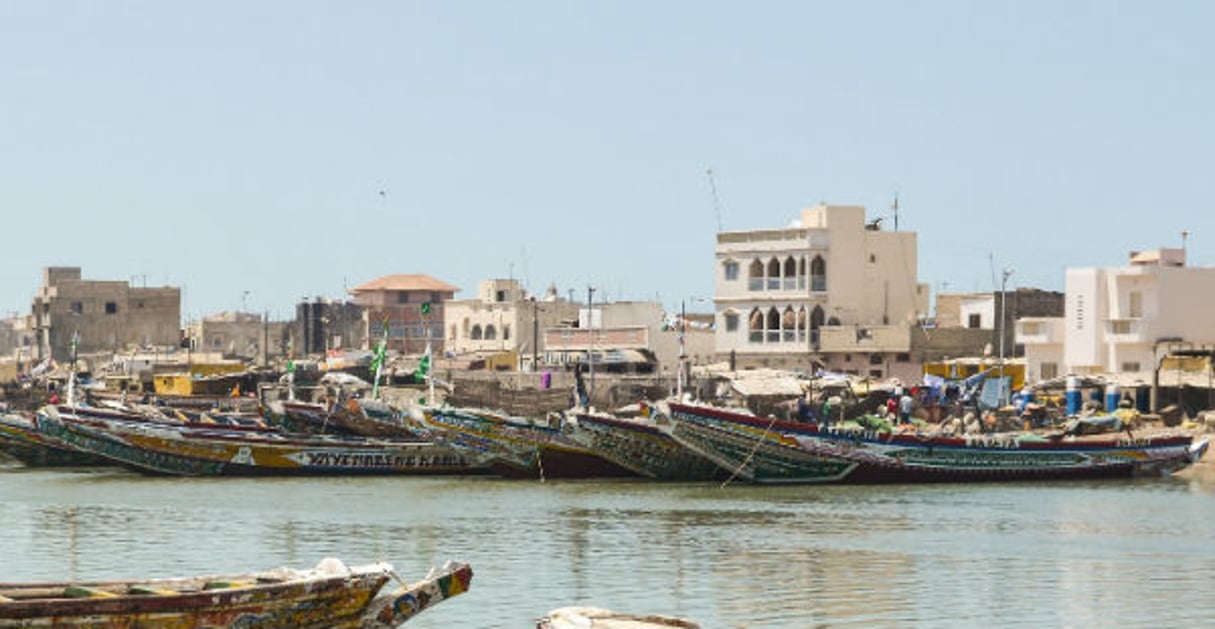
[{"xmin": 2, "ymin": 461, "xmax": 1215, "ymax": 628}]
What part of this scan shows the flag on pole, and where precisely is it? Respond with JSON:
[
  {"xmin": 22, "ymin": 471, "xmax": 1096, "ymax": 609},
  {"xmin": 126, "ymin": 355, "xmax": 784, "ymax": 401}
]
[
  {"xmin": 414, "ymin": 345, "xmax": 431, "ymax": 380},
  {"xmin": 370, "ymin": 320, "xmax": 389, "ymax": 399}
]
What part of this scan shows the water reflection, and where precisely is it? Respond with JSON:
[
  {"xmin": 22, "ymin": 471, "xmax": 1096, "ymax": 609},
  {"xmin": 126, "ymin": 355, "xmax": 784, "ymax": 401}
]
[{"xmin": 4, "ymin": 471, "xmax": 1215, "ymax": 628}]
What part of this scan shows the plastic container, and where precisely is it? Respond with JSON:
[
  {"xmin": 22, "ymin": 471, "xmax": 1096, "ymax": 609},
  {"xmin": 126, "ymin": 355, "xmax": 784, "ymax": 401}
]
[{"xmin": 1065, "ymin": 375, "xmax": 1081, "ymax": 416}]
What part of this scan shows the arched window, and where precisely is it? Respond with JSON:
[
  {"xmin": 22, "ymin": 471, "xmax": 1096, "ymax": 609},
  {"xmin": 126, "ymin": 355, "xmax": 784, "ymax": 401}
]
[
  {"xmin": 748, "ymin": 308, "xmax": 764, "ymax": 343},
  {"xmin": 471, "ymin": 324, "xmax": 483, "ymax": 340},
  {"xmin": 766, "ymin": 258, "xmax": 781, "ymax": 290},
  {"xmin": 797, "ymin": 307, "xmax": 807, "ymax": 342},
  {"xmin": 783, "ymin": 257, "xmax": 797, "ymax": 290},
  {"xmin": 484, "ymin": 324, "xmax": 497, "ymax": 341},
  {"xmin": 812, "ymin": 305, "xmax": 826, "ymax": 347},
  {"xmin": 748, "ymin": 260, "xmax": 764, "ymax": 291},
  {"xmin": 811, "ymin": 255, "xmax": 827, "ymax": 291},
  {"xmin": 781, "ymin": 307, "xmax": 796, "ymax": 342},
  {"xmin": 798, "ymin": 257, "xmax": 807, "ymax": 290},
  {"xmin": 503, "ymin": 324, "xmax": 511, "ymax": 341},
  {"xmin": 766, "ymin": 308, "xmax": 781, "ymax": 343}
]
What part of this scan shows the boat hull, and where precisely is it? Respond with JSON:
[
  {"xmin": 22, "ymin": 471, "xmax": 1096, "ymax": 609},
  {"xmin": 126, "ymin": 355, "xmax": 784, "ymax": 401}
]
[
  {"xmin": 568, "ymin": 412, "xmax": 724, "ymax": 481},
  {"xmin": 667, "ymin": 402, "xmax": 1201, "ymax": 484},
  {"xmin": 34, "ymin": 408, "xmax": 494, "ymax": 477}
]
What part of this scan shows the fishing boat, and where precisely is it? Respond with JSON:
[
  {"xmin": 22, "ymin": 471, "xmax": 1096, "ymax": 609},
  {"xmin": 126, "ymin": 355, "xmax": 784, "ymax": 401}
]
[
  {"xmin": 0, "ymin": 557, "xmax": 472, "ymax": 628},
  {"xmin": 269, "ymin": 398, "xmax": 421, "ymax": 439},
  {"xmin": 665, "ymin": 401, "xmax": 1208, "ymax": 484},
  {"xmin": 419, "ymin": 406, "xmax": 635, "ymax": 480},
  {"xmin": 0, "ymin": 411, "xmax": 111, "ymax": 467},
  {"xmin": 566, "ymin": 407, "xmax": 723, "ymax": 481},
  {"xmin": 34, "ymin": 405, "xmax": 497, "ymax": 477}
]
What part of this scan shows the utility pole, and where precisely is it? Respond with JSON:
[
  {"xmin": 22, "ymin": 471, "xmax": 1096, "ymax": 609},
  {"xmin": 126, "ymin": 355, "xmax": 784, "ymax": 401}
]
[
  {"xmin": 587, "ymin": 286, "xmax": 596, "ymax": 401},
  {"xmin": 999, "ymin": 267, "xmax": 1014, "ymax": 404},
  {"xmin": 532, "ymin": 299, "xmax": 539, "ymax": 372},
  {"xmin": 677, "ymin": 300, "xmax": 687, "ymax": 400}
]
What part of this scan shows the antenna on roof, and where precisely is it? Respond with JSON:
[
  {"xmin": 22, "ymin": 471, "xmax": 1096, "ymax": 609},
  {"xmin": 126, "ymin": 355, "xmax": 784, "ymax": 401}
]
[
  {"xmin": 892, "ymin": 193, "xmax": 899, "ymax": 231},
  {"xmin": 706, "ymin": 168, "xmax": 725, "ymax": 232}
]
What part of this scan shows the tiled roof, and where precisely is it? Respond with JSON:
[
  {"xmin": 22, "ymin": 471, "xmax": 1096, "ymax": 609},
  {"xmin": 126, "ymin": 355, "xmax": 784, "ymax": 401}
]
[{"xmin": 350, "ymin": 274, "xmax": 460, "ymax": 293}]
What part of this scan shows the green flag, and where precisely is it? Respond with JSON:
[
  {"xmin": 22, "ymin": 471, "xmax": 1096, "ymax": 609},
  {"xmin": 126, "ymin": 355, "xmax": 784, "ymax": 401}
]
[
  {"xmin": 414, "ymin": 347, "xmax": 430, "ymax": 379},
  {"xmin": 421, "ymin": 301, "xmax": 431, "ymax": 316},
  {"xmin": 370, "ymin": 337, "xmax": 386, "ymax": 374}
]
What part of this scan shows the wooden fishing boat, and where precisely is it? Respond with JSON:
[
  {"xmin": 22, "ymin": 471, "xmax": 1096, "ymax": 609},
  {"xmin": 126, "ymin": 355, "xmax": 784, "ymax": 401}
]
[
  {"xmin": 419, "ymin": 407, "xmax": 635, "ymax": 479},
  {"xmin": 0, "ymin": 411, "xmax": 111, "ymax": 467},
  {"xmin": 0, "ymin": 558, "xmax": 472, "ymax": 628},
  {"xmin": 34, "ymin": 405, "xmax": 497, "ymax": 477},
  {"xmin": 566, "ymin": 409, "xmax": 723, "ymax": 481},
  {"xmin": 665, "ymin": 401, "xmax": 1208, "ymax": 484},
  {"xmin": 269, "ymin": 398, "xmax": 421, "ymax": 439},
  {"xmin": 537, "ymin": 606, "xmax": 700, "ymax": 629}
]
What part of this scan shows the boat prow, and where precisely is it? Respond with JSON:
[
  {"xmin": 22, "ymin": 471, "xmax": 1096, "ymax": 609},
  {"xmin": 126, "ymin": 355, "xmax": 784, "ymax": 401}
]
[{"xmin": 1189, "ymin": 438, "xmax": 1210, "ymax": 464}]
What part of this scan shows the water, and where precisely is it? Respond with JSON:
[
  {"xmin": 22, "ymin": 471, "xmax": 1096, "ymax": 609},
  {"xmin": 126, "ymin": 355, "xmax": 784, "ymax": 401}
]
[{"xmin": 3, "ymin": 461, "xmax": 1215, "ymax": 628}]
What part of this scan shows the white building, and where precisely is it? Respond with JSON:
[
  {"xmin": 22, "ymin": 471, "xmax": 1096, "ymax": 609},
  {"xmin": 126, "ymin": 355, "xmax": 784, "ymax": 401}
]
[
  {"xmin": 1018, "ymin": 247, "xmax": 1215, "ymax": 382},
  {"xmin": 714, "ymin": 203, "xmax": 930, "ymax": 380},
  {"xmin": 444, "ymin": 279, "xmax": 579, "ymax": 369}
]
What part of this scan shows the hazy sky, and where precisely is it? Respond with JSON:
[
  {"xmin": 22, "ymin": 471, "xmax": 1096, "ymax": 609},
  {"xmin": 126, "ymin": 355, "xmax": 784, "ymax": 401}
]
[{"xmin": 3, "ymin": 2, "xmax": 1211, "ymax": 322}]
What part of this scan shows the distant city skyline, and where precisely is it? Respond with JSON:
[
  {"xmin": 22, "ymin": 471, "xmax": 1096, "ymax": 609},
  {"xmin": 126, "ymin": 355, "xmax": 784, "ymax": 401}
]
[{"xmin": 3, "ymin": 2, "xmax": 1211, "ymax": 321}]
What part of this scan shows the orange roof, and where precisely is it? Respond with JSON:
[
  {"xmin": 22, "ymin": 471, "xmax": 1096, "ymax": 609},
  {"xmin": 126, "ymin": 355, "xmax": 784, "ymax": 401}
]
[{"xmin": 350, "ymin": 274, "xmax": 460, "ymax": 294}]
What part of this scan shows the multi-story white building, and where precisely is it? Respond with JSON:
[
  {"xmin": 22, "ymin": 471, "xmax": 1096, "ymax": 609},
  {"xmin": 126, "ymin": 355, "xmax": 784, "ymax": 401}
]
[
  {"xmin": 1017, "ymin": 247, "xmax": 1215, "ymax": 381},
  {"xmin": 714, "ymin": 204, "xmax": 929, "ymax": 380}
]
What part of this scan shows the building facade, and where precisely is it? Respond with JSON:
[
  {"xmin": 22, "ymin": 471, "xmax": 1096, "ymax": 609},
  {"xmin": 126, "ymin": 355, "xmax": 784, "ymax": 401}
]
[
  {"xmin": 296, "ymin": 298, "xmax": 367, "ymax": 356},
  {"xmin": 30, "ymin": 267, "xmax": 181, "ymax": 362},
  {"xmin": 541, "ymin": 300, "xmax": 715, "ymax": 375},
  {"xmin": 185, "ymin": 311, "xmax": 292, "ymax": 364},
  {"xmin": 444, "ymin": 279, "xmax": 580, "ymax": 368},
  {"xmin": 349, "ymin": 274, "xmax": 457, "ymax": 354},
  {"xmin": 1018, "ymin": 247, "xmax": 1215, "ymax": 382},
  {"xmin": 713, "ymin": 204, "xmax": 929, "ymax": 381}
]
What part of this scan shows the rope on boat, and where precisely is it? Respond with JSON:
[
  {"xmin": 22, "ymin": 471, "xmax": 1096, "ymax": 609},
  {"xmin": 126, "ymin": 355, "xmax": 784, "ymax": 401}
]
[
  {"xmin": 536, "ymin": 447, "xmax": 546, "ymax": 483},
  {"xmin": 720, "ymin": 415, "xmax": 780, "ymax": 489}
]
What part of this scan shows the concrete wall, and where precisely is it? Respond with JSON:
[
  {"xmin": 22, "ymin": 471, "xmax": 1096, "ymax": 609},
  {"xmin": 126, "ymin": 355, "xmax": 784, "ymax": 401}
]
[{"xmin": 31, "ymin": 267, "xmax": 181, "ymax": 361}]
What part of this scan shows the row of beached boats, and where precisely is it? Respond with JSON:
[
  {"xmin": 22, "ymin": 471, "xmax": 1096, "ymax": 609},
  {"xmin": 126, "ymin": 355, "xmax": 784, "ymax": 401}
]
[{"xmin": 1, "ymin": 389, "xmax": 1208, "ymax": 483}]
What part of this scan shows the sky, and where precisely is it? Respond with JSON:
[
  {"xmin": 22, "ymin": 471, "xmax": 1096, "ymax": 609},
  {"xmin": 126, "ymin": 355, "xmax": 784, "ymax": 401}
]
[{"xmin": 2, "ymin": 1, "xmax": 1213, "ymax": 323}]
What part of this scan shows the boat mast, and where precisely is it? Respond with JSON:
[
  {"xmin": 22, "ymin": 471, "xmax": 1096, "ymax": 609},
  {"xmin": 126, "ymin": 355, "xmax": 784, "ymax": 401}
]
[{"xmin": 66, "ymin": 329, "xmax": 79, "ymax": 407}]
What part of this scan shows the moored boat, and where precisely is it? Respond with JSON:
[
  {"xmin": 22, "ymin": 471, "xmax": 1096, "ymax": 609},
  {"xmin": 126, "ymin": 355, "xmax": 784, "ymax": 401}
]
[
  {"xmin": 0, "ymin": 411, "xmax": 112, "ymax": 467},
  {"xmin": 419, "ymin": 406, "xmax": 635, "ymax": 480},
  {"xmin": 0, "ymin": 558, "xmax": 471, "ymax": 628},
  {"xmin": 34, "ymin": 405, "xmax": 497, "ymax": 477},
  {"xmin": 666, "ymin": 401, "xmax": 1207, "ymax": 484},
  {"xmin": 567, "ymin": 407, "xmax": 723, "ymax": 481}
]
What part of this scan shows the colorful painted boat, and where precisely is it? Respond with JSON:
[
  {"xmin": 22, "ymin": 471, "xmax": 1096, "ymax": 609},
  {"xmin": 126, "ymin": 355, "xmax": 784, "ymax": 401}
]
[
  {"xmin": 34, "ymin": 405, "xmax": 496, "ymax": 477},
  {"xmin": 419, "ymin": 406, "xmax": 635, "ymax": 480},
  {"xmin": 0, "ymin": 557, "xmax": 471, "ymax": 628},
  {"xmin": 269, "ymin": 398, "xmax": 422, "ymax": 439},
  {"xmin": 0, "ymin": 411, "xmax": 111, "ymax": 467},
  {"xmin": 665, "ymin": 401, "xmax": 1207, "ymax": 484},
  {"xmin": 566, "ymin": 409, "xmax": 723, "ymax": 481}
]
